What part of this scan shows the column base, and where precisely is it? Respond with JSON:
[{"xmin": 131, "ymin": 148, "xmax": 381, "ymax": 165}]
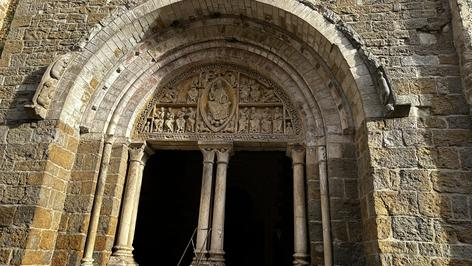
[
  {"xmin": 81, "ymin": 258, "xmax": 94, "ymax": 266},
  {"xmin": 108, "ymin": 246, "xmax": 138, "ymax": 266},
  {"xmin": 293, "ymin": 253, "xmax": 309, "ymax": 266},
  {"xmin": 190, "ymin": 257, "xmax": 212, "ymax": 266},
  {"xmin": 208, "ymin": 251, "xmax": 225, "ymax": 266},
  {"xmin": 107, "ymin": 255, "xmax": 138, "ymax": 266}
]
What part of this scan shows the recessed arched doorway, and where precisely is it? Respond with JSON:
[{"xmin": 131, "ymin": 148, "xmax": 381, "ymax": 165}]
[
  {"xmin": 132, "ymin": 150, "xmax": 295, "ymax": 266},
  {"xmin": 225, "ymin": 151, "xmax": 293, "ymax": 266},
  {"xmin": 133, "ymin": 150, "xmax": 203, "ymax": 265}
]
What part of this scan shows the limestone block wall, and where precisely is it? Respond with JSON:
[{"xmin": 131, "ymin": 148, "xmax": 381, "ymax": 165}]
[{"xmin": 322, "ymin": 0, "xmax": 472, "ymax": 264}]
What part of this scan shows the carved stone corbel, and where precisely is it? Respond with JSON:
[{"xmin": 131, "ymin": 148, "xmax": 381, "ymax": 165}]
[{"xmin": 26, "ymin": 52, "xmax": 76, "ymax": 119}]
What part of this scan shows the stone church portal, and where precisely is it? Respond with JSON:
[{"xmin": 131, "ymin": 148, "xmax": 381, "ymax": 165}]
[{"xmin": 1, "ymin": 0, "xmax": 471, "ymax": 265}]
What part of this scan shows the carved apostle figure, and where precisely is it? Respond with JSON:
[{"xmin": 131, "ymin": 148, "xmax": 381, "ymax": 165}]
[
  {"xmin": 238, "ymin": 107, "xmax": 249, "ymax": 133},
  {"xmin": 176, "ymin": 108, "xmax": 186, "ymax": 133},
  {"xmin": 153, "ymin": 107, "xmax": 166, "ymax": 132},
  {"xmin": 273, "ymin": 107, "xmax": 284, "ymax": 134},
  {"xmin": 225, "ymin": 71, "xmax": 237, "ymax": 87},
  {"xmin": 261, "ymin": 108, "xmax": 272, "ymax": 133},
  {"xmin": 165, "ymin": 109, "xmax": 175, "ymax": 132},
  {"xmin": 186, "ymin": 107, "xmax": 196, "ymax": 132},
  {"xmin": 208, "ymin": 79, "xmax": 231, "ymax": 125},
  {"xmin": 249, "ymin": 107, "xmax": 261, "ymax": 133}
]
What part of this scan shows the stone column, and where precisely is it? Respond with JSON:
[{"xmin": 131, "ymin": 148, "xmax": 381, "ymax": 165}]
[
  {"xmin": 194, "ymin": 148, "xmax": 216, "ymax": 263},
  {"xmin": 81, "ymin": 135, "xmax": 115, "ymax": 266},
  {"xmin": 290, "ymin": 145, "xmax": 309, "ymax": 266},
  {"xmin": 318, "ymin": 146, "xmax": 333, "ymax": 266},
  {"xmin": 209, "ymin": 146, "xmax": 232, "ymax": 265},
  {"xmin": 108, "ymin": 143, "xmax": 146, "ymax": 265},
  {"xmin": 127, "ymin": 152, "xmax": 148, "ymax": 249}
]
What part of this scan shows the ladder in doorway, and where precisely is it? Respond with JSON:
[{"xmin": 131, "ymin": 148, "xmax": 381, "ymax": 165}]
[{"xmin": 177, "ymin": 227, "xmax": 211, "ymax": 266}]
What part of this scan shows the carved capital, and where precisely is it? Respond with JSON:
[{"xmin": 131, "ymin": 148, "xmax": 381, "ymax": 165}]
[
  {"xmin": 288, "ymin": 144, "xmax": 305, "ymax": 166},
  {"xmin": 129, "ymin": 144, "xmax": 146, "ymax": 163},
  {"xmin": 216, "ymin": 147, "xmax": 232, "ymax": 164},
  {"xmin": 200, "ymin": 148, "xmax": 216, "ymax": 164}
]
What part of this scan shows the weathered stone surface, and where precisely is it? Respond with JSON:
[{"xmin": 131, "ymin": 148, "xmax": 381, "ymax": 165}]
[
  {"xmin": 392, "ymin": 216, "xmax": 433, "ymax": 242},
  {"xmin": 431, "ymin": 171, "xmax": 472, "ymax": 193},
  {"xmin": 371, "ymin": 148, "xmax": 418, "ymax": 168},
  {"xmin": 399, "ymin": 170, "xmax": 432, "ymax": 191}
]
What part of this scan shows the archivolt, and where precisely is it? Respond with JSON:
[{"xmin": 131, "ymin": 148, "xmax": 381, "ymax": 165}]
[{"xmin": 42, "ymin": 0, "xmax": 395, "ymax": 140}]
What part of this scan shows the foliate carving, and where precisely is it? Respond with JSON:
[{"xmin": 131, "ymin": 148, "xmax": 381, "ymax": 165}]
[
  {"xmin": 134, "ymin": 65, "xmax": 303, "ymax": 142},
  {"xmin": 26, "ymin": 53, "xmax": 76, "ymax": 119}
]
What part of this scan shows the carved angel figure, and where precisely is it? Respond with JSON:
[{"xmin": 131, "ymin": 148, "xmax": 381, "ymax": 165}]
[
  {"xmin": 187, "ymin": 79, "xmax": 199, "ymax": 103},
  {"xmin": 262, "ymin": 88, "xmax": 278, "ymax": 103},
  {"xmin": 159, "ymin": 87, "xmax": 175, "ymax": 103},
  {"xmin": 249, "ymin": 80, "xmax": 261, "ymax": 102},
  {"xmin": 239, "ymin": 80, "xmax": 250, "ymax": 103}
]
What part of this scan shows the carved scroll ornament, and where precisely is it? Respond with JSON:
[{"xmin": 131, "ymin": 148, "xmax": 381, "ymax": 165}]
[{"xmin": 134, "ymin": 65, "xmax": 303, "ymax": 142}]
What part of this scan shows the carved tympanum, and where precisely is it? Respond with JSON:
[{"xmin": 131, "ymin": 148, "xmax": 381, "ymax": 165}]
[
  {"xmin": 26, "ymin": 53, "xmax": 75, "ymax": 119},
  {"xmin": 134, "ymin": 65, "xmax": 302, "ymax": 142}
]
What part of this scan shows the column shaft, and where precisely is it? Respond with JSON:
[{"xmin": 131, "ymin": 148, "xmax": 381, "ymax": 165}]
[
  {"xmin": 127, "ymin": 161, "xmax": 145, "ymax": 247},
  {"xmin": 291, "ymin": 146, "xmax": 309, "ymax": 266},
  {"xmin": 195, "ymin": 149, "xmax": 215, "ymax": 256},
  {"xmin": 209, "ymin": 148, "xmax": 231, "ymax": 264},
  {"xmin": 82, "ymin": 136, "xmax": 115, "ymax": 266},
  {"xmin": 109, "ymin": 144, "xmax": 146, "ymax": 263}
]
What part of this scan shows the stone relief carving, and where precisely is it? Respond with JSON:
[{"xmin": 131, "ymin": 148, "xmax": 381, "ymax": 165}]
[
  {"xmin": 134, "ymin": 65, "xmax": 303, "ymax": 142},
  {"xmin": 26, "ymin": 53, "xmax": 75, "ymax": 118}
]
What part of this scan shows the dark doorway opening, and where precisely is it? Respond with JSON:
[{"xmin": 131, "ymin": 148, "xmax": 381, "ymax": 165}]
[
  {"xmin": 134, "ymin": 150, "xmax": 202, "ymax": 265},
  {"xmin": 225, "ymin": 151, "xmax": 293, "ymax": 266}
]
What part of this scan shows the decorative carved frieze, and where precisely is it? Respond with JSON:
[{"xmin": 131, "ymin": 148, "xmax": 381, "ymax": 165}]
[{"xmin": 134, "ymin": 65, "xmax": 303, "ymax": 142}]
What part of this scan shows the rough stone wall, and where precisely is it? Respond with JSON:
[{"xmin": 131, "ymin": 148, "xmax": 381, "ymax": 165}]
[
  {"xmin": 51, "ymin": 138, "xmax": 103, "ymax": 266},
  {"xmin": 0, "ymin": 120, "xmax": 78, "ymax": 265},
  {"xmin": 0, "ymin": 0, "xmax": 127, "ymax": 264},
  {"xmin": 450, "ymin": 0, "xmax": 472, "ymax": 112},
  {"xmin": 324, "ymin": 0, "xmax": 472, "ymax": 264}
]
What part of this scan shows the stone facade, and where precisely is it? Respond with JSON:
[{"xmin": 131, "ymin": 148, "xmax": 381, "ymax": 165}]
[{"xmin": 0, "ymin": 0, "xmax": 470, "ymax": 266}]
